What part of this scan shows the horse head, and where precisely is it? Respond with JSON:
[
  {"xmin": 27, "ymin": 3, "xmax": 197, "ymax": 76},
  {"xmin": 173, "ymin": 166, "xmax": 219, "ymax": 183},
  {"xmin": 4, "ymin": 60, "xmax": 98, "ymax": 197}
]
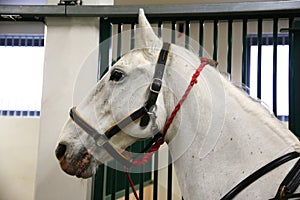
[{"xmin": 55, "ymin": 9, "xmax": 171, "ymax": 178}]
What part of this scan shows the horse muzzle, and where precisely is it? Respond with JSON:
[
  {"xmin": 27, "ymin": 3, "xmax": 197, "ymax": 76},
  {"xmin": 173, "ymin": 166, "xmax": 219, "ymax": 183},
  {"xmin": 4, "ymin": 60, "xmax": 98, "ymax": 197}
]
[{"xmin": 55, "ymin": 143, "xmax": 94, "ymax": 178}]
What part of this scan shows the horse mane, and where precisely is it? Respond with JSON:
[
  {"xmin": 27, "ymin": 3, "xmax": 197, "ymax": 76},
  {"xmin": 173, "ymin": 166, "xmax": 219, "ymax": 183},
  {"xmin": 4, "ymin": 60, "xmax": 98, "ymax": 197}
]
[{"xmin": 219, "ymin": 70, "xmax": 300, "ymax": 152}]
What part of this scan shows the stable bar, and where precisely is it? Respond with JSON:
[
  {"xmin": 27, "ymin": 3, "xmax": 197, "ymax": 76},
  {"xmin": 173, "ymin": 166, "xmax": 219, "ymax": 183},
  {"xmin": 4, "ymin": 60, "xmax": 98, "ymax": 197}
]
[
  {"xmin": 117, "ymin": 23, "xmax": 122, "ymax": 61},
  {"xmin": 199, "ymin": 20, "xmax": 204, "ymax": 57},
  {"xmin": 124, "ymin": 148, "xmax": 130, "ymax": 200},
  {"xmin": 66, "ymin": 2, "xmax": 300, "ymax": 18},
  {"xmin": 242, "ymin": 19, "xmax": 248, "ymax": 85},
  {"xmin": 92, "ymin": 165, "xmax": 105, "ymax": 200},
  {"xmin": 158, "ymin": 21, "xmax": 162, "ymax": 38},
  {"xmin": 98, "ymin": 18, "xmax": 112, "ymax": 80},
  {"xmin": 92, "ymin": 17, "xmax": 112, "ymax": 200},
  {"xmin": 139, "ymin": 143, "xmax": 144, "ymax": 200},
  {"xmin": 150, "ymin": 21, "xmax": 163, "ymax": 200},
  {"xmin": 289, "ymin": 19, "xmax": 300, "ymax": 138},
  {"xmin": 168, "ymin": 23, "xmax": 175, "ymax": 200},
  {"xmin": 153, "ymin": 151, "xmax": 159, "ymax": 200},
  {"xmin": 151, "ymin": 11, "xmax": 159, "ymax": 192},
  {"xmin": 213, "ymin": 19, "xmax": 218, "ymax": 61},
  {"xmin": 257, "ymin": 18, "xmax": 262, "ymax": 99},
  {"xmin": 131, "ymin": 23, "xmax": 135, "ymax": 49},
  {"xmin": 227, "ymin": 19, "xmax": 233, "ymax": 74},
  {"xmin": 273, "ymin": 18, "xmax": 278, "ymax": 117},
  {"xmin": 139, "ymin": 172, "xmax": 144, "ymax": 200},
  {"xmin": 110, "ymin": 163, "xmax": 117, "ymax": 199},
  {"xmin": 288, "ymin": 17, "xmax": 294, "ymax": 137},
  {"xmin": 172, "ymin": 21, "xmax": 176, "ymax": 43},
  {"xmin": 185, "ymin": 20, "xmax": 190, "ymax": 49},
  {"xmin": 167, "ymin": 152, "xmax": 173, "ymax": 200}
]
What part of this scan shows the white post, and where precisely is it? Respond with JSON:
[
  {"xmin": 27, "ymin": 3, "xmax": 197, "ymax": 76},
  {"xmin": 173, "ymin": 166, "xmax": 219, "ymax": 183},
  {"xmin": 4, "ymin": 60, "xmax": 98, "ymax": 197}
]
[{"xmin": 34, "ymin": 1, "xmax": 113, "ymax": 200}]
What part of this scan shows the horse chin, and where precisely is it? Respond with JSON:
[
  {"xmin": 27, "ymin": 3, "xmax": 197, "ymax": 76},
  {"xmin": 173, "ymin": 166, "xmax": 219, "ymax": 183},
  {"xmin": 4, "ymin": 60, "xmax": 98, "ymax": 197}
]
[
  {"xmin": 59, "ymin": 147, "xmax": 99, "ymax": 179},
  {"xmin": 75, "ymin": 166, "xmax": 94, "ymax": 179},
  {"xmin": 77, "ymin": 158, "xmax": 101, "ymax": 179}
]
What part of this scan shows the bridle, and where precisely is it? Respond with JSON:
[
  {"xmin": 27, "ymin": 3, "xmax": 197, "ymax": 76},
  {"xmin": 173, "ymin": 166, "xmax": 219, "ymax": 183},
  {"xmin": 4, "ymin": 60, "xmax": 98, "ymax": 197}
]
[
  {"xmin": 69, "ymin": 42, "xmax": 171, "ymax": 168},
  {"xmin": 68, "ymin": 42, "xmax": 300, "ymax": 200}
]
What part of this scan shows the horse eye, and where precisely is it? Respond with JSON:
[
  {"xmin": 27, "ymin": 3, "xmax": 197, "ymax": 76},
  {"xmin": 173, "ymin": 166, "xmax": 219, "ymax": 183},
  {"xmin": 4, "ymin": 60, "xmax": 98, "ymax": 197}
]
[{"xmin": 110, "ymin": 70, "xmax": 125, "ymax": 82}]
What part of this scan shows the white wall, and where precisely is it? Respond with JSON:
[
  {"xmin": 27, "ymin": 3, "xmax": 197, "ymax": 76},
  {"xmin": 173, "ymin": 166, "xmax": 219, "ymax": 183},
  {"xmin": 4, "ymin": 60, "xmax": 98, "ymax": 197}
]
[
  {"xmin": 0, "ymin": 22, "xmax": 44, "ymax": 35},
  {"xmin": 0, "ymin": 117, "xmax": 40, "ymax": 200},
  {"xmin": 0, "ymin": 21, "xmax": 44, "ymax": 200}
]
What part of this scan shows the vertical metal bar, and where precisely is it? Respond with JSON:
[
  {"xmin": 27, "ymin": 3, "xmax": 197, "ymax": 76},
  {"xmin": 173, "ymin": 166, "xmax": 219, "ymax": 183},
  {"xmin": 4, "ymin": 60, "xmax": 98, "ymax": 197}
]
[
  {"xmin": 110, "ymin": 162, "xmax": 116, "ymax": 199},
  {"xmin": 153, "ymin": 151, "xmax": 159, "ymax": 200},
  {"xmin": 213, "ymin": 19, "xmax": 218, "ymax": 61},
  {"xmin": 158, "ymin": 21, "xmax": 162, "ymax": 38},
  {"xmin": 168, "ymin": 21, "xmax": 176, "ymax": 200},
  {"xmin": 185, "ymin": 20, "xmax": 190, "ymax": 49},
  {"xmin": 4, "ymin": 36, "xmax": 7, "ymax": 46},
  {"xmin": 289, "ymin": 18, "xmax": 300, "ymax": 138},
  {"xmin": 172, "ymin": 21, "xmax": 176, "ymax": 43},
  {"xmin": 131, "ymin": 23, "xmax": 135, "ymax": 49},
  {"xmin": 227, "ymin": 19, "xmax": 233, "ymax": 75},
  {"xmin": 126, "ymin": 24, "xmax": 137, "ymax": 200},
  {"xmin": 98, "ymin": 18, "xmax": 112, "ymax": 80},
  {"xmin": 124, "ymin": 147, "xmax": 130, "ymax": 200},
  {"xmin": 125, "ymin": 23, "xmax": 137, "ymax": 200},
  {"xmin": 242, "ymin": 19, "xmax": 248, "ymax": 85},
  {"xmin": 167, "ymin": 153, "xmax": 173, "ymax": 200},
  {"xmin": 92, "ymin": 165, "xmax": 105, "ymax": 200},
  {"xmin": 139, "ymin": 143, "xmax": 144, "ymax": 200},
  {"xmin": 132, "ymin": 20, "xmax": 147, "ymax": 199},
  {"xmin": 257, "ymin": 18, "xmax": 262, "ymax": 99},
  {"xmin": 288, "ymin": 17, "xmax": 294, "ymax": 135},
  {"xmin": 110, "ymin": 27, "xmax": 122, "ymax": 200},
  {"xmin": 152, "ymin": 21, "xmax": 161, "ymax": 200},
  {"xmin": 117, "ymin": 23, "xmax": 122, "ymax": 60},
  {"xmin": 199, "ymin": 19, "xmax": 204, "ymax": 57},
  {"xmin": 273, "ymin": 18, "xmax": 278, "ymax": 117},
  {"xmin": 246, "ymin": 37, "xmax": 251, "ymax": 89},
  {"xmin": 92, "ymin": 17, "xmax": 112, "ymax": 200}
]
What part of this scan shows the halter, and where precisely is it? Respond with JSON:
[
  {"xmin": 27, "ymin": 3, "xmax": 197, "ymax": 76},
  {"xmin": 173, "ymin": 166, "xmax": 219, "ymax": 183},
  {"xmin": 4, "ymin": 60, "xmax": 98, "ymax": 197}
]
[{"xmin": 69, "ymin": 42, "xmax": 171, "ymax": 168}]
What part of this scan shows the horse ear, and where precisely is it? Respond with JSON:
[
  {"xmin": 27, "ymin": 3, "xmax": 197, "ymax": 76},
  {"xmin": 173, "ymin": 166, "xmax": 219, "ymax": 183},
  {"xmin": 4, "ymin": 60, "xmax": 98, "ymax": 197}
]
[{"xmin": 137, "ymin": 9, "xmax": 162, "ymax": 61}]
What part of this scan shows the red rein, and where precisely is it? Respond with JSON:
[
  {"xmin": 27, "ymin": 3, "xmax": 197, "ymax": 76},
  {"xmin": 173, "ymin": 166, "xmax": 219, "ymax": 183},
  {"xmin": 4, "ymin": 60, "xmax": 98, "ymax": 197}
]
[{"xmin": 125, "ymin": 57, "xmax": 209, "ymax": 200}]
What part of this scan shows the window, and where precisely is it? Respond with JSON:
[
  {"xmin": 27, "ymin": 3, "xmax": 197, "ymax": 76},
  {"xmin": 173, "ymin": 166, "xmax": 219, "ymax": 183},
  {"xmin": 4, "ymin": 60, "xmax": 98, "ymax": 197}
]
[
  {"xmin": 0, "ymin": 35, "xmax": 44, "ymax": 117},
  {"xmin": 247, "ymin": 33, "xmax": 289, "ymax": 121}
]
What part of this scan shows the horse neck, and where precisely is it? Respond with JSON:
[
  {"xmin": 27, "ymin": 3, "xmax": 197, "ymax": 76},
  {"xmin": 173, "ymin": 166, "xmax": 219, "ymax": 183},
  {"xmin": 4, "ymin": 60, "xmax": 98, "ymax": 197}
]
[{"xmin": 162, "ymin": 49, "xmax": 300, "ymax": 199}]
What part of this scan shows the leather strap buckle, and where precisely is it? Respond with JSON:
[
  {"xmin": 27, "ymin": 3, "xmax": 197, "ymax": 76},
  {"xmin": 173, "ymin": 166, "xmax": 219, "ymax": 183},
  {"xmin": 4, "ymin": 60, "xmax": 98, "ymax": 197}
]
[{"xmin": 150, "ymin": 78, "xmax": 162, "ymax": 94}]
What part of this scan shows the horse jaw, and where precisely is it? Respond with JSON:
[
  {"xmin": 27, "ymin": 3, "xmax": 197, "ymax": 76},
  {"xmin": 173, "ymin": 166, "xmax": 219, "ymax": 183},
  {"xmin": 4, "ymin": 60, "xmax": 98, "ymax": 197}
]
[{"xmin": 137, "ymin": 8, "xmax": 162, "ymax": 61}]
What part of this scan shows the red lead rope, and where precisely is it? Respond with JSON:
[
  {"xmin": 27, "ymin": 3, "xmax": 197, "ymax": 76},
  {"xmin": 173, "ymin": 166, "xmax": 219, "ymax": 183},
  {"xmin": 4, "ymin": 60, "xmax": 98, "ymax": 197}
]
[{"xmin": 125, "ymin": 57, "xmax": 210, "ymax": 200}]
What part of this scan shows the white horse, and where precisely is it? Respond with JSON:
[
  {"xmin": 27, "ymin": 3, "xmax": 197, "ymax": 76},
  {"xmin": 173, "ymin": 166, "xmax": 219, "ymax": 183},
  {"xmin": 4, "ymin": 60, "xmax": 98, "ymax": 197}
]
[{"xmin": 56, "ymin": 9, "xmax": 300, "ymax": 200}]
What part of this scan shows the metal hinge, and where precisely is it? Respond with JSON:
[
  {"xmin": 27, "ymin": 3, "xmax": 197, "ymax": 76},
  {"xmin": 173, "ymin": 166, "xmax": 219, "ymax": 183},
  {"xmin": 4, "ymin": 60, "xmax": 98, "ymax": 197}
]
[{"xmin": 0, "ymin": 15, "xmax": 22, "ymax": 21}]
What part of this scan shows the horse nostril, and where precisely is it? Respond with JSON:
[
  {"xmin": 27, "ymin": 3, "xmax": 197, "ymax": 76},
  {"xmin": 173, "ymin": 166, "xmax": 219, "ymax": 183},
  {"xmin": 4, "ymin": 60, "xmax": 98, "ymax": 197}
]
[{"xmin": 55, "ymin": 143, "xmax": 67, "ymax": 160}]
